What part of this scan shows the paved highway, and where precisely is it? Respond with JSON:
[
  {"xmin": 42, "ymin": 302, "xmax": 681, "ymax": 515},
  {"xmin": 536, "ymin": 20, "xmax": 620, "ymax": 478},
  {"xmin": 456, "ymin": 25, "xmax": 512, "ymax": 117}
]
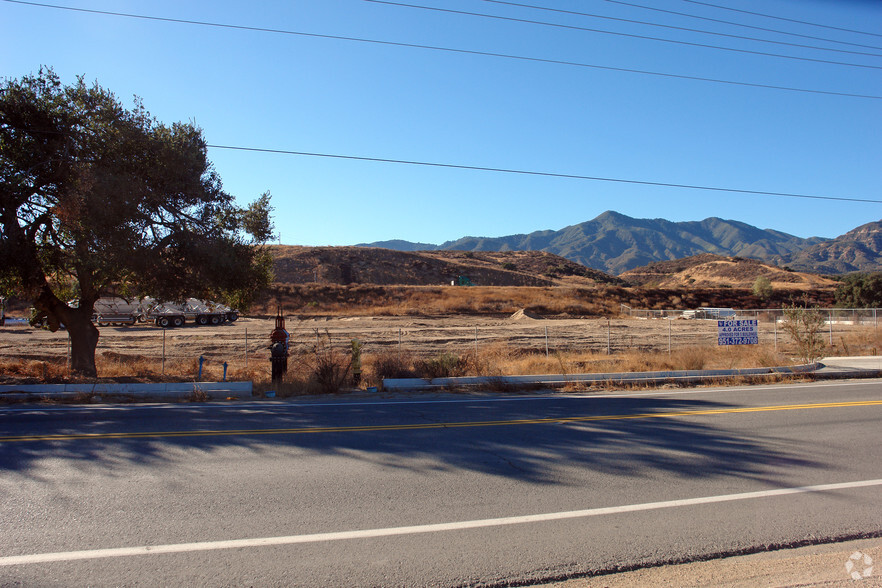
[{"xmin": 1, "ymin": 380, "xmax": 881, "ymax": 586}]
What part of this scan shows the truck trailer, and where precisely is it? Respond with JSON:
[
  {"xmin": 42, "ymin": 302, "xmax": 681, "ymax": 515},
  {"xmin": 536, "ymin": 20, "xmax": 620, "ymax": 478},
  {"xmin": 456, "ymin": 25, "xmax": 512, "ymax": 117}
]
[{"xmin": 88, "ymin": 297, "xmax": 239, "ymax": 328}]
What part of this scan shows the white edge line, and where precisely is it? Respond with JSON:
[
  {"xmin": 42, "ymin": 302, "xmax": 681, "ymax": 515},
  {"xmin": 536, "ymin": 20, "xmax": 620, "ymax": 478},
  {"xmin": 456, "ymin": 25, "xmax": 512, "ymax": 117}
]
[{"xmin": 3, "ymin": 478, "xmax": 881, "ymax": 567}]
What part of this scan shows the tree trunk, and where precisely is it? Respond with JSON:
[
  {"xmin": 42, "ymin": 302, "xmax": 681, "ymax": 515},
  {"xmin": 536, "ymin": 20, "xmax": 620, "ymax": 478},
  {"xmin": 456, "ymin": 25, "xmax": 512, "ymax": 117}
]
[
  {"xmin": 34, "ymin": 287, "xmax": 100, "ymax": 377},
  {"xmin": 66, "ymin": 311, "xmax": 100, "ymax": 377}
]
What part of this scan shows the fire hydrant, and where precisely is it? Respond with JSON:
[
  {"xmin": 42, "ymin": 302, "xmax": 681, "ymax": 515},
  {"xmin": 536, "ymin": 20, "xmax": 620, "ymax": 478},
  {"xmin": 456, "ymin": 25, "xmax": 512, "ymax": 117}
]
[{"xmin": 270, "ymin": 309, "xmax": 289, "ymax": 383}]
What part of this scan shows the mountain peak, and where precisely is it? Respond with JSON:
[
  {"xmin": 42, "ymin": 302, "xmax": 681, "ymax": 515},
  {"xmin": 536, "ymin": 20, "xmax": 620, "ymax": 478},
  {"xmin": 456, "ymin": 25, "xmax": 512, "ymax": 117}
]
[{"xmin": 355, "ymin": 213, "xmax": 882, "ymax": 275}]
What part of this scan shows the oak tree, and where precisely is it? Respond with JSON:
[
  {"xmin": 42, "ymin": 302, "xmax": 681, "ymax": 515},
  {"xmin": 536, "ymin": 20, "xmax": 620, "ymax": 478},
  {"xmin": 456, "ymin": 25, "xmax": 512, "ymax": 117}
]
[{"xmin": 1, "ymin": 69, "xmax": 274, "ymax": 376}]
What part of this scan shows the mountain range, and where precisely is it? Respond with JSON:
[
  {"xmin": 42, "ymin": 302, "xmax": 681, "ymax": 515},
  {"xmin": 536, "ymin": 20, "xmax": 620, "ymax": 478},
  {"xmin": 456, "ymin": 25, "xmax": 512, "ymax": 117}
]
[{"xmin": 358, "ymin": 211, "xmax": 882, "ymax": 275}]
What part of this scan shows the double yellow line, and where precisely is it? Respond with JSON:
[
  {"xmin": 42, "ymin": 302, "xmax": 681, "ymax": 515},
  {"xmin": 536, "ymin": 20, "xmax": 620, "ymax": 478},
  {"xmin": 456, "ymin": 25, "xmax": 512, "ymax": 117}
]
[{"xmin": 2, "ymin": 399, "xmax": 881, "ymax": 443}]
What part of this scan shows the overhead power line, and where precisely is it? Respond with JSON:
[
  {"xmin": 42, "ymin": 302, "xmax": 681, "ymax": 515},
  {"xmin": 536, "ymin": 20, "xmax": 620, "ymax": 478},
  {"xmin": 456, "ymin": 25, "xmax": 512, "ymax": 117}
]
[
  {"xmin": 499, "ymin": 0, "xmax": 882, "ymax": 52},
  {"xmin": 447, "ymin": 0, "xmax": 882, "ymax": 59},
  {"xmin": 682, "ymin": 0, "xmax": 882, "ymax": 40},
  {"xmin": 206, "ymin": 144, "xmax": 882, "ymax": 205},
  {"xmin": 13, "ymin": 121, "xmax": 875, "ymax": 203},
  {"xmin": 3, "ymin": 0, "xmax": 880, "ymax": 100},
  {"xmin": 364, "ymin": 0, "xmax": 882, "ymax": 70}
]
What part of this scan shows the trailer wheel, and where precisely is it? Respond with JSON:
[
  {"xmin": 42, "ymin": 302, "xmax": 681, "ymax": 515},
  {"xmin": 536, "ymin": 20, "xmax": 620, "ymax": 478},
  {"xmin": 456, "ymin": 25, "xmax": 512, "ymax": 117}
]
[
  {"xmin": 227, "ymin": 312, "xmax": 239, "ymax": 322},
  {"xmin": 210, "ymin": 315, "xmax": 221, "ymax": 325},
  {"xmin": 158, "ymin": 316, "xmax": 171, "ymax": 328},
  {"xmin": 197, "ymin": 315, "xmax": 208, "ymax": 325},
  {"xmin": 172, "ymin": 316, "xmax": 184, "ymax": 328}
]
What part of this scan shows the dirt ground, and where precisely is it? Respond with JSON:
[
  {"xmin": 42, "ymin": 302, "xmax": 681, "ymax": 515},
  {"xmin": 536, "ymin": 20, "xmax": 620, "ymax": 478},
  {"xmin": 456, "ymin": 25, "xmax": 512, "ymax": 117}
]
[{"xmin": 0, "ymin": 311, "xmax": 871, "ymax": 377}]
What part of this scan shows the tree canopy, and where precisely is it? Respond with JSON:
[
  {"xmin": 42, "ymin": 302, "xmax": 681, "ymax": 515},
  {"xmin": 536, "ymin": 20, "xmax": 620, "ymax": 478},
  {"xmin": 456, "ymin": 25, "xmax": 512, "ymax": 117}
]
[
  {"xmin": 834, "ymin": 272, "xmax": 882, "ymax": 308},
  {"xmin": 0, "ymin": 69, "xmax": 274, "ymax": 375}
]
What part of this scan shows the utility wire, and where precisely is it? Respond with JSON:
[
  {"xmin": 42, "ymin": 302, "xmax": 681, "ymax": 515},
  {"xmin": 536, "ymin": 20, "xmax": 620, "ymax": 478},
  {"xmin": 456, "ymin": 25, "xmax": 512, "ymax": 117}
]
[
  {"xmin": 364, "ymin": 1, "xmax": 882, "ymax": 72},
  {"xmin": 682, "ymin": 0, "xmax": 882, "ymax": 40},
  {"xmin": 457, "ymin": 0, "xmax": 882, "ymax": 58},
  {"xmin": 206, "ymin": 144, "xmax": 882, "ymax": 205},
  {"xmin": 501, "ymin": 0, "xmax": 882, "ymax": 52},
  {"xmin": 7, "ymin": 124, "xmax": 878, "ymax": 205},
  {"xmin": 3, "ymin": 0, "xmax": 880, "ymax": 100}
]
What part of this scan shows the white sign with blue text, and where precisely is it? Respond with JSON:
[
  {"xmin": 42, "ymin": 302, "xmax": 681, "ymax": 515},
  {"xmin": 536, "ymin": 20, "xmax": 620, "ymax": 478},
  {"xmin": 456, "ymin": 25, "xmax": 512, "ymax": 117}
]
[{"xmin": 717, "ymin": 319, "xmax": 759, "ymax": 346}]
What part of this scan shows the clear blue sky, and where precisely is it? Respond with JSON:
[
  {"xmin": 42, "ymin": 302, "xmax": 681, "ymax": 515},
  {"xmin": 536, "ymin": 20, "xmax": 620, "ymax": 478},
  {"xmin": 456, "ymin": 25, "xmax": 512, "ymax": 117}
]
[{"xmin": 2, "ymin": 0, "xmax": 880, "ymax": 246}]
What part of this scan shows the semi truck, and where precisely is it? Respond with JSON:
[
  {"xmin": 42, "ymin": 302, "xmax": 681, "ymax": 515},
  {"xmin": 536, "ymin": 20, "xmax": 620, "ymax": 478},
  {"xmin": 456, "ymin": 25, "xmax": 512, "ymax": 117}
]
[
  {"xmin": 144, "ymin": 298, "xmax": 237, "ymax": 328},
  {"xmin": 89, "ymin": 297, "xmax": 239, "ymax": 328}
]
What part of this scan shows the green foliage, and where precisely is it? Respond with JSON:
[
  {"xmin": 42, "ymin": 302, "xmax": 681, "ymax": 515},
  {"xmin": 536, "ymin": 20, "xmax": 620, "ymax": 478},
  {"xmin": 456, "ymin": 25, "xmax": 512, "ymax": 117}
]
[
  {"xmin": 834, "ymin": 272, "xmax": 882, "ymax": 308},
  {"xmin": 752, "ymin": 276, "xmax": 773, "ymax": 300},
  {"xmin": 781, "ymin": 300, "xmax": 827, "ymax": 364},
  {"xmin": 0, "ymin": 69, "xmax": 274, "ymax": 374}
]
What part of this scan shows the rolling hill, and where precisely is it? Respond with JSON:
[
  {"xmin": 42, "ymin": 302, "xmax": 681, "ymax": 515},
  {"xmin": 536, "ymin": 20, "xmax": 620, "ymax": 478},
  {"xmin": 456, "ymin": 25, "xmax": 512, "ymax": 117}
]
[
  {"xmin": 620, "ymin": 254, "xmax": 837, "ymax": 289},
  {"xmin": 268, "ymin": 246, "xmax": 624, "ymax": 287}
]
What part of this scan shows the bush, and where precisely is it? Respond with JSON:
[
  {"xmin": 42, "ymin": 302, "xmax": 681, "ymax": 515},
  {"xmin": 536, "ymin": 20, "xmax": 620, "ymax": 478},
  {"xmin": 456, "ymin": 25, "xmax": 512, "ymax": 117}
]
[
  {"xmin": 305, "ymin": 334, "xmax": 351, "ymax": 394},
  {"xmin": 367, "ymin": 350, "xmax": 417, "ymax": 382},
  {"xmin": 416, "ymin": 353, "xmax": 466, "ymax": 379},
  {"xmin": 834, "ymin": 272, "xmax": 882, "ymax": 308},
  {"xmin": 752, "ymin": 276, "xmax": 772, "ymax": 301},
  {"xmin": 781, "ymin": 301, "xmax": 827, "ymax": 364}
]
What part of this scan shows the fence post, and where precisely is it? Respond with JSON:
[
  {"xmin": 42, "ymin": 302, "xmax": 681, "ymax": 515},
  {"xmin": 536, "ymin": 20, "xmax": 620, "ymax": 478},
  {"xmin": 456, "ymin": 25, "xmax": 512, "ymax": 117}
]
[
  {"xmin": 829, "ymin": 311, "xmax": 833, "ymax": 345},
  {"xmin": 545, "ymin": 326, "xmax": 549, "ymax": 357},
  {"xmin": 162, "ymin": 328, "xmax": 166, "ymax": 375},
  {"xmin": 244, "ymin": 328, "xmax": 248, "ymax": 370},
  {"xmin": 668, "ymin": 318, "xmax": 672, "ymax": 355},
  {"xmin": 606, "ymin": 319, "xmax": 612, "ymax": 355},
  {"xmin": 475, "ymin": 326, "xmax": 478, "ymax": 356}
]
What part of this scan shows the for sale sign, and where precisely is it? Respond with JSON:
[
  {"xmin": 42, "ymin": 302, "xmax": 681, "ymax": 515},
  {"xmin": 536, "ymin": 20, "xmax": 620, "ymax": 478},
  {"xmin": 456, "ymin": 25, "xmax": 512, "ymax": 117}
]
[{"xmin": 717, "ymin": 319, "xmax": 759, "ymax": 345}]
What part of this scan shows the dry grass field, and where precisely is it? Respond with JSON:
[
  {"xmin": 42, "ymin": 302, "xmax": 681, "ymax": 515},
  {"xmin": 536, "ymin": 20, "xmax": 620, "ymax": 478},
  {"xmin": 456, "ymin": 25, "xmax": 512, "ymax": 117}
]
[{"xmin": 2, "ymin": 300, "xmax": 878, "ymax": 396}]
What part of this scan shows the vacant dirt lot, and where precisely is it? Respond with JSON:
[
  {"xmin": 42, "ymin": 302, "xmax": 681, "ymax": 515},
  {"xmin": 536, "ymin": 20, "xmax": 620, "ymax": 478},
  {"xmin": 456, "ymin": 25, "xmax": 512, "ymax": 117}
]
[{"xmin": 1, "ymin": 310, "xmax": 874, "ymax": 381}]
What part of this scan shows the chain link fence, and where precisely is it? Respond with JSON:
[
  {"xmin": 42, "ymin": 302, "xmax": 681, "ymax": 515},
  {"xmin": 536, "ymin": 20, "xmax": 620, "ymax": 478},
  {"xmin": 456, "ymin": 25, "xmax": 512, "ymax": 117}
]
[{"xmin": 3, "ymin": 308, "xmax": 881, "ymax": 379}]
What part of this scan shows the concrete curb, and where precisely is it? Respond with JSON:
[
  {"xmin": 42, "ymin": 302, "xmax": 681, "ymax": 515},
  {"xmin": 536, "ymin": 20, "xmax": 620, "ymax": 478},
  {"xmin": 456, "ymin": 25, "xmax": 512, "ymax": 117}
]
[
  {"xmin": 0, "ymin": 381, "xmax": 252, "ymax": 400},
  {"xmin": 382, "ymin": 364, "xmax": 822, "ymax": 391}
]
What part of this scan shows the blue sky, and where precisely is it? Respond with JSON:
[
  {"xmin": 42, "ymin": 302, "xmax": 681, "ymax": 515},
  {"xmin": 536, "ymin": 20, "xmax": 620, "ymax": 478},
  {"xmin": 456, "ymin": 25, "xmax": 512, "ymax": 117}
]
[{"xmin": 2, "ymin": 0, "xmax": 880, "ymax": 246}]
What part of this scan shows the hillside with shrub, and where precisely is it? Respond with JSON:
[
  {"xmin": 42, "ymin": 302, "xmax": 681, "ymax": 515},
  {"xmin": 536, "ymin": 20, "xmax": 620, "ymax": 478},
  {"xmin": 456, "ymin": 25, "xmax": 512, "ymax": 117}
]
[
  {"xmin": 269, "ymin": 246, "xmax": 624, "ymax": 287},
  {"xmin": 258, "ymin": 246, "xmax": 836, "ymax": 317},
  {"xmin": 620, "ymin": 254, "xmax": 837, "ymax": 289}
]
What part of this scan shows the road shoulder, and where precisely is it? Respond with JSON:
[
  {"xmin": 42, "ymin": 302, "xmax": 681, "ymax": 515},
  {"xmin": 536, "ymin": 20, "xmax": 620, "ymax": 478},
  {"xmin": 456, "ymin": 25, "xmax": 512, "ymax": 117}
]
[{"xmin": 542, "ymin": 538, "xmax": 881, "ymax": 587}]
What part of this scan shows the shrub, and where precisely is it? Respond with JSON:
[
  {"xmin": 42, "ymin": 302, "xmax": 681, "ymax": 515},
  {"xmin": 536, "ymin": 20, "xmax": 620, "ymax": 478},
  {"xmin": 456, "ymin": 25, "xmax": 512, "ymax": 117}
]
[
  {"xmin": 752, "ymin": 276, "xmax": 773, "ymax": 301},
  {"xmin": 781, "ymin": 301, "xmax": 827, "ymax": 364},
  {"xmin": 416, "ymin": 353, "xmax": 466, "ymax": 379},
  {"xmin": 304, "ymin": 333, "xmax": 351, "ymax": 394},
  {"xmin": 366, "ymin": 350, "xmax": 418, "ymax": 383}
]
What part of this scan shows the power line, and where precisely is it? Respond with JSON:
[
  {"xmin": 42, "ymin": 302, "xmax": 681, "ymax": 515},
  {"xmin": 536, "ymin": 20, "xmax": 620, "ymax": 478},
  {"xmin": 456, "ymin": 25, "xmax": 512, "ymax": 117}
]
[
  {"xmin": 459, "ymin": 0, "xmax": 882, "ymax": 58},
  {"xmin": 206, "ymin": 144, "xmax": 882, "ymax": 205},
  {"xmin": 503, "ymin": 0, "xmax": 882, "ymax": 52},
  {"xmin": 682, "ymin": 0, "xmax": 882, "ymax": 40},
  {"xmin": 6, "ymin": 125, "xmax": 878, "ymax": 205},
  {"xmin": 3, "ymin": 0, "xmax": 880, "ymax": 100},
  {"xmin": 363, "ymin": 0, "xmax": 882, "ymax": 72}
]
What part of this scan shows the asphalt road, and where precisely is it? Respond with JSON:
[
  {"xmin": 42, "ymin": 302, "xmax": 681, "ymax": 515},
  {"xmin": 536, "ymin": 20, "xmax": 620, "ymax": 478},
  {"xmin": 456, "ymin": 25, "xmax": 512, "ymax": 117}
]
[{"xmin": 1, "ymin": 381, "xmax": 881, "ymax": 586}]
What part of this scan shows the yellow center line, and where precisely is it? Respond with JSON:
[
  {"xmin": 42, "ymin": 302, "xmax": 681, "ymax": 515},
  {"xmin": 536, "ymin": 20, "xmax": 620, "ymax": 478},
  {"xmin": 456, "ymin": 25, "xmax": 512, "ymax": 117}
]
[{"xmin": 2, "ymin": 399, "xmax": 881, "ymax": 443}]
